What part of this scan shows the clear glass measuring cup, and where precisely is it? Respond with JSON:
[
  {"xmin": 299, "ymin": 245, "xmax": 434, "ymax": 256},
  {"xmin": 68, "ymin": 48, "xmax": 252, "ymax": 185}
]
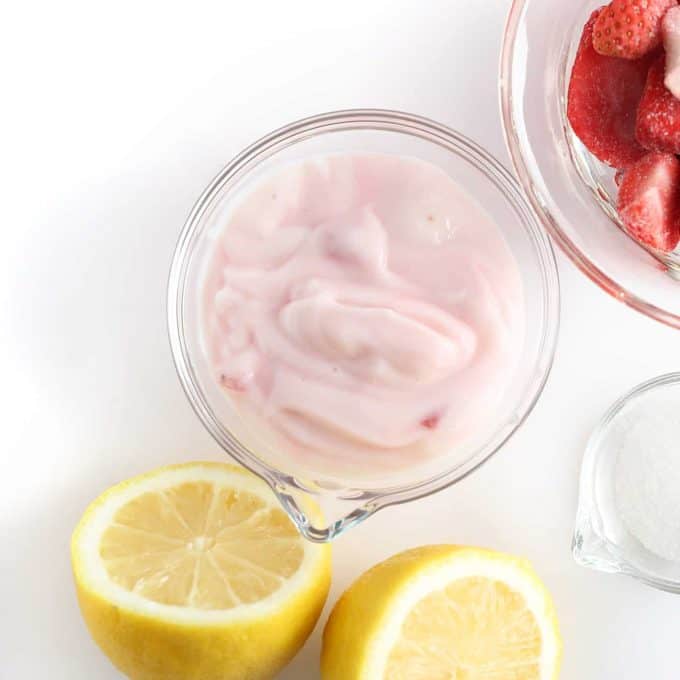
[
  {"xmin": 167, "ymin": 110, "xmax": 560, "ymax": 542},
  {"xmin": 574, "ymin": 373, "xmax": 680, "ymax": 593}
]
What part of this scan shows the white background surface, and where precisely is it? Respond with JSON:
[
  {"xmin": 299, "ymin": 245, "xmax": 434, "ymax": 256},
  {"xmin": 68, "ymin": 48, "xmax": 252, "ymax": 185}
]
[{"xmin": 3, "ymin": 1, "xmax": 680, "ymax": 678}]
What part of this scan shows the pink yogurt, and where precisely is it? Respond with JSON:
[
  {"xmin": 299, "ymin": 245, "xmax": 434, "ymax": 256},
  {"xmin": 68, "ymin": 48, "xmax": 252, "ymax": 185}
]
[{"xmin": 202, "ymin": 154, "xmax": 524, "ymax": 468}]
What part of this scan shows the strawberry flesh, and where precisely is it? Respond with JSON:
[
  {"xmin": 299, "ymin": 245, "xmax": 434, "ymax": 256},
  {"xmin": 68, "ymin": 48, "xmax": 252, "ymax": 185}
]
[
  {"xmin": 637, "ymin": 54, "xmax": 680, "ymax": 153},
  {"xmin": 420, "ymin": 412, "xmax": 441, "ymax": 430},
  {"xmin": 663, "ymin": 6, "xmax": 680, "ymax": 98},
  {"xmin": 568, "ymin": 9, "xmax": 655, "ymax": 168},
  {"xmin": 617, "ymin": 152, "xmax": 680, "ymax": 251}
]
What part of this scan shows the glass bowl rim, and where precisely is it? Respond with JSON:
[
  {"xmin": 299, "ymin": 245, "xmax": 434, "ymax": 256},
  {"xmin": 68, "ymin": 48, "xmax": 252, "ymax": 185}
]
[
  {"xmin": 167, "ymin": 108, "xmax": 561, "ymax": 539},
  {"xmin": 500, "ymin": 0, "xmax": 680, "ymax": 331}
]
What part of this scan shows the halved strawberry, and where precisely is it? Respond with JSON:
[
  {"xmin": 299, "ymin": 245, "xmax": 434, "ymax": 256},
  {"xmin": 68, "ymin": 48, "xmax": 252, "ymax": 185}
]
[
  {"xmin": 617, "ymin": 152, "xmax": 680, "ymax": 251},
  {"xmin": 663, "ymin": 6, "xmax": 680, "ymax": 98},
  {"xmin": 636, "ymin": 54, "xmax": 680, "ymax": 153},
  {"xmin": 568, "ymin": 9, "xmax": 656, "ymax": 168},
  {"xmin": 593, "ymin": 0, "xmax": 677, "ymax": 60}
]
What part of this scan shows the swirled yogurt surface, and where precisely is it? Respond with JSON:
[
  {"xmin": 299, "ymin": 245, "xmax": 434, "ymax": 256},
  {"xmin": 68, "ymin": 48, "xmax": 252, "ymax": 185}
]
[{"xmin": 202, "ymin": 154, "xmax": 524, "ymax": 467}]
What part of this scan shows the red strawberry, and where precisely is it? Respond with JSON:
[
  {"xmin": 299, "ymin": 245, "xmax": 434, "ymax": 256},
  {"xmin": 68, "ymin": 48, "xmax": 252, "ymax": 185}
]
[
  {"xmin": 568, "ymin": 9, "xmax": 655, "ymax": 168},
  {"xmin": 593, "ymin": 0, "xmax": 677, "ymax": 59},
  {"xmin": 636, "ymin": 54, "xmax": 680, "ymax": 153},
  {"xmin": 617, "ymin": 152, "xmax": 680, "ymax": 251}
]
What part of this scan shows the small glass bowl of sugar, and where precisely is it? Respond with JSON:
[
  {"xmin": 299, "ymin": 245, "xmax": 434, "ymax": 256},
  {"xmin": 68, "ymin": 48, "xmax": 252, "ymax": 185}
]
[{"xmin": 574, "ymin": 373, "xmax": 680, "ymax": 593}]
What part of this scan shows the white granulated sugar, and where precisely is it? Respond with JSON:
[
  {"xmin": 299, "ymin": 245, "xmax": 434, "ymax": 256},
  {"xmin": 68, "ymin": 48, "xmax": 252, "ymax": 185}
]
[{"xmin": 615, "ymin": 391, "xmax": 680, "ymax": 562}]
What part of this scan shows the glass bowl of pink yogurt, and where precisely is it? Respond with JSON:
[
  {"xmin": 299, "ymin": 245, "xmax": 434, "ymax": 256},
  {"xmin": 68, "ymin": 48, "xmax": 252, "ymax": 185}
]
[
  {"xmin": 168, "ymin": 109, "xmax": 559, "ymax": 541},
  {"xmin": 501, "ymin": 0, "xmax": 680, "ymax": 329}
]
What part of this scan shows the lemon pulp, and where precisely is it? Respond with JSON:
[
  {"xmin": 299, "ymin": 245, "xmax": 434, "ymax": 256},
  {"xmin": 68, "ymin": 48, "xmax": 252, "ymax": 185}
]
[
  {"xmin": 386, "ymin": 576, "xmax": 542, "ymax": 679},
  {"xmin": 100, "ymin": 482, "xmax": 303, "ymax": 608}
]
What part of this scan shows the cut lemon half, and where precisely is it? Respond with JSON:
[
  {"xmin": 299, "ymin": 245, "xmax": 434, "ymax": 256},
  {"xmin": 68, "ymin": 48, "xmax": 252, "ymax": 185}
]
[
  {"xmin": 322, "ymin": 545, "xmax": 561, "ymax": 680},
  {"xmin": 71, "ymin": 462, "xmax": 331, "ymax": 680}
]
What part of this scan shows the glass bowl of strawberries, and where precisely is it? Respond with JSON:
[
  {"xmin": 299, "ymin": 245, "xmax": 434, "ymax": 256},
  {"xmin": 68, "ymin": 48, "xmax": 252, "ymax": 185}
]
[{"xmin": 501, "ymin": 0, "xmax": 680, "ymax": 328}]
